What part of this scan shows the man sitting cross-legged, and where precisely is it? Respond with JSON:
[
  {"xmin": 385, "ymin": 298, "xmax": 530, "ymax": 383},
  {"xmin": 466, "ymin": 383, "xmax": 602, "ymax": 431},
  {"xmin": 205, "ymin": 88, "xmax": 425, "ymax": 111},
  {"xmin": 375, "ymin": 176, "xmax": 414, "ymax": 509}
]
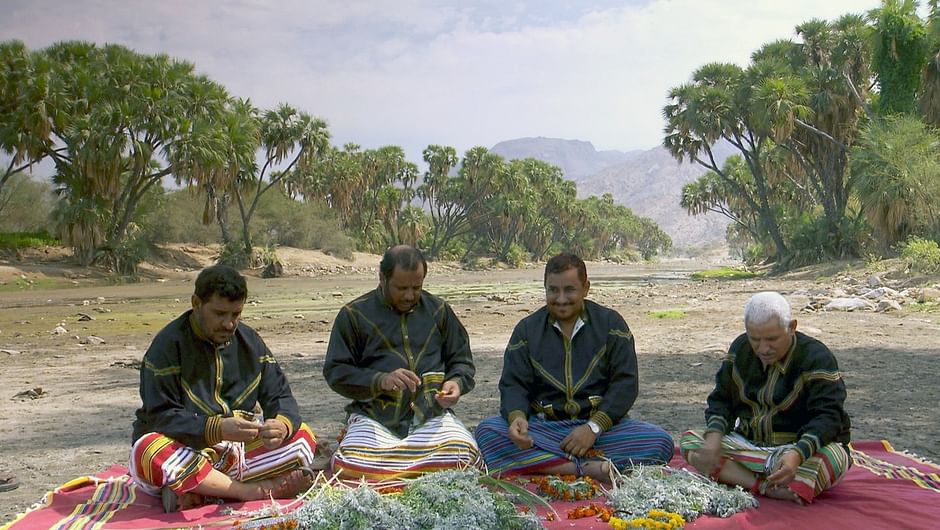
[
  {"xmin": 681, "ymin": 291, "xmax": 852, "ymax": 504},
  {"xmin": 475, "ymin": 252, "xmax": 674, "ymax": 482},
  {"xmin": 323, "ymin": 245, "xmax": 481, "ymax": 482},
  {"xmin": 129, "ymin": 265, "xmax": 317, "ymax": 512}
]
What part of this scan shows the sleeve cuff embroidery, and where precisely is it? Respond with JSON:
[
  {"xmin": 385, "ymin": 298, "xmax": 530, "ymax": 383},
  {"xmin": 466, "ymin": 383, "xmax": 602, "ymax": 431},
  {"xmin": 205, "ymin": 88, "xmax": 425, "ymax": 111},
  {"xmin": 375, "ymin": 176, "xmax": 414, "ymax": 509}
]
[
  {"xmin": 795, "ymin": 433, "xmax": 819, "ymax": 462},
  {"xmin": 370, "ymin": 372, "xmax": 386, "ymax": 397},
  {"xmin": 204, "ymin": 416, "xmax": 223, "ymax": 446},
  {"xmin": 275, "ymin": 414, "xmax": 293, "ymax": 438},
  {"xmin": 705, "ymin": 415, "xmax": 728, "ymax": 435},
  {"xmin": 591, "ymin": 411, "xmax": 613, "ymax": 432}
]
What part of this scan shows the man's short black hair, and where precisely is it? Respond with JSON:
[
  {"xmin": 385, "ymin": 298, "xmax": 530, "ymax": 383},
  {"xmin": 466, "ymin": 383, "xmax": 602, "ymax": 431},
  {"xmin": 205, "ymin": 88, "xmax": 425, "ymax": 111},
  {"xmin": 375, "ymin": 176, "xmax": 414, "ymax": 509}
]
[
  {"xmin": 380, "ymin": 245, "xmax": 427, "ymax": 280},
  {"xmin": 194, "ymin": 264, "xmax": 248, "ymax": 302},
  {"xmin": 544, "ymin": 252, "xmax": 587, "ymax": 285}
]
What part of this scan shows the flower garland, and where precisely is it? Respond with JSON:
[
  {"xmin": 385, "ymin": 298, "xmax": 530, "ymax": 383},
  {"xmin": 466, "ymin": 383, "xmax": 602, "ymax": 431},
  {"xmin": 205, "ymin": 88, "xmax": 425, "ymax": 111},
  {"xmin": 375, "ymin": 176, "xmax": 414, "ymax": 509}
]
[
  {"xmin": 530, "ymin": 474, "xmax": 600, "ymax": 501},
  {"xmin": 608, "ymin": 509, "xmax": 685, "ymax": 530},
  {"xmin": 566, "ymin": 502, "xmax": 613, "ymax": 521}
]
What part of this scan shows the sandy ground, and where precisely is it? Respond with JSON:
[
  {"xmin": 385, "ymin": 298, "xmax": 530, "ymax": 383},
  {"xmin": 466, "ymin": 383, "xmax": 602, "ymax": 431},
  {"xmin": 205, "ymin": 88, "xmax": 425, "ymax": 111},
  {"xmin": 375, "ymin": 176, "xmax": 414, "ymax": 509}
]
[{"xmin": 1, "ymin": 247, "xmax": 938, "ymax": 522}]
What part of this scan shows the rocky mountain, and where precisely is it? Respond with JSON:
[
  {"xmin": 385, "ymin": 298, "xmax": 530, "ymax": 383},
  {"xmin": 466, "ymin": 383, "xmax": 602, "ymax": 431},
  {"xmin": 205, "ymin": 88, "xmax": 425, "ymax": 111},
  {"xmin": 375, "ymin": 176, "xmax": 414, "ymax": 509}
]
[
  {"xmin": 490, "ymin": 137, "xmax": 642, "ymax": 179},
  {"xmin": 489, "ymin": 137, "xmax": 733, "ymax": 250}
]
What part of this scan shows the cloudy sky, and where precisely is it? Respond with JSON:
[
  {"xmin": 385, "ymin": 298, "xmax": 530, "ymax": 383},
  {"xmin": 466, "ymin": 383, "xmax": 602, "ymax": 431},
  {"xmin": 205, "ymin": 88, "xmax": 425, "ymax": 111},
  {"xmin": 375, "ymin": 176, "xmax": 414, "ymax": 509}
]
[{"xmin": 2, "ymin": 0, "xmax": 890, "ymax": 163}]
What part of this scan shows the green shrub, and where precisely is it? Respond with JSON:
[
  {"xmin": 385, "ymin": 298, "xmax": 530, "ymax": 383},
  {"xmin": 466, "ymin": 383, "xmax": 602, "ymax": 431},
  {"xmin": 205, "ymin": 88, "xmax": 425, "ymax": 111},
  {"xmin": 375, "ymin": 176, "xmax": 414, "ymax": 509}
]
[
  {"xmin": 0, "ymin": 230, "xmax": 61, "ymax": 249},
  {"xmin": 217, "ymin": 241, "xmax": 250, "ymax": 268},
  {"xmin": 97, "ymin": 223, "xmax": 149, "ymax": 275},
  {"xmin": 252, "ymin": 191, "xmax": 355, "ymax": 258},
  {"xmin": 783, "ymin": 214, "xmax": 866, "ymax": 267},
  {"xmin": 141, "ymin": 188, "xmax": 220, "ymax": 245},
  {"xmin": 316, "ymin": 226, "xmax": 356, "ymax": 260},
  {"xmin": 0, "ymin": 174, "xmax": 56, "ymax": 233},
  {"xmin": 426, "ymin": 239, "xmax": 468, "ymax": 262},
  {"xmin": 899, "ymin": 237, "xmax": 940, "ymax": 273},
  {"xmin": 503, "ymin": 243, "xmax": 527, "ymax": 268},
  {"xmin": 742, "ymin": 244, "xmax": 767, "ymax": 266}
]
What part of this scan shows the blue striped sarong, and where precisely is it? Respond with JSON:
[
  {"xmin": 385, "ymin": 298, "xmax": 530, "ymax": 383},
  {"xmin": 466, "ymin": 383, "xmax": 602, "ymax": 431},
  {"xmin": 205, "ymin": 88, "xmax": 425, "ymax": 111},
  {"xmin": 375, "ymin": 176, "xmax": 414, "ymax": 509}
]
[{"xmin": 474, "ymin": 416, "xmax": 674, "ymax": 476}]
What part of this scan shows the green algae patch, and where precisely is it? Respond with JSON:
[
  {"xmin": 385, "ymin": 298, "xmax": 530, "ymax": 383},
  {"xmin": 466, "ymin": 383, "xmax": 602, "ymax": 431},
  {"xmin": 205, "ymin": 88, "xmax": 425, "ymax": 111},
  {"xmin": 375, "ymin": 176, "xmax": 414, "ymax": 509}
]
[
  {"xmin": 690, "ymin": 267, "xmax": 757, "ymax": 280},
  {"xmin": 648, "ymin": 309, "xmax": 687, "ymax": 319}
]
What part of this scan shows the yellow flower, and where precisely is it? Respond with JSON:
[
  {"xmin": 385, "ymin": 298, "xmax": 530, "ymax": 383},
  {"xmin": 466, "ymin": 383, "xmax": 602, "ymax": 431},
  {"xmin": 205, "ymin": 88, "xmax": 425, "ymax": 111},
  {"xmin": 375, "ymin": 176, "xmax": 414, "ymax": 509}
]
[
  {"xmin": 609, "ymin": 509, "xmax": 685, "ymax": 530},
  {"xmin": 608, "ymin": 516, "xmax": 628, "ymax": 530}
]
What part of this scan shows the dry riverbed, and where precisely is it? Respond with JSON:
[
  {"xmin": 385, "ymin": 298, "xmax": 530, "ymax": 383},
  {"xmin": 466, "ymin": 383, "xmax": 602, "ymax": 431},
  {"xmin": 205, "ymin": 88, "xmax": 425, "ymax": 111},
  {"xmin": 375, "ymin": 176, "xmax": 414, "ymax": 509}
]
[{"xmin": 1, "ymin": 248, "xmax": 938, "ymax": 521}]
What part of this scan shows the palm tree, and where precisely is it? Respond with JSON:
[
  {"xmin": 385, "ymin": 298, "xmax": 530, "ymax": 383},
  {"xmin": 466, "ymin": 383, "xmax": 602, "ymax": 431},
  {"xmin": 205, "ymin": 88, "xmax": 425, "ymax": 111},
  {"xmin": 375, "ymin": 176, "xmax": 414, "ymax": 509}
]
[
  {"xmin": 0, "ymin": 41, "xmax": 48, "ymax": 205},
  {"xmin": 233, "ymin": 103, "xmax": 330, "ymax": 260},
  {"xmin": 663, "ymin": 62, "xmax": 790, "ymax": 263},
  {"xmin": 869, "ymin": 0, "xmax": 929, "ymax": 115},
  {"xmin": 919, "ymin": 1, "xmax": 940, "ymax": 125},
  {"xmin": 14, "ymin": 41, "xmax": 249, "ymax": 267},
  {"xmin": 852, "ymin": 115, "xmax": 940, "ymax": 251},
  {"xmin": 398, "ymin": 206, "xmax": 427, "ymax": 247},
  {"xmin": 417, "ymin": 144, "xmax": 459, "ymax": 258}
]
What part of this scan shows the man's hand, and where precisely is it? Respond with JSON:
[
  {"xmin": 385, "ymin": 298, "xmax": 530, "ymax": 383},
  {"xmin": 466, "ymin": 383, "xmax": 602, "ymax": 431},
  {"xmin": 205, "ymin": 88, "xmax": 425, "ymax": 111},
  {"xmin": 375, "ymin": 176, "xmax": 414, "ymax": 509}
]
[
  {"xmin": 259, "ymin": 419, "xmax": 289, "ymax": 449},
  {"xmin": 380, "ymin": 368, "xmax": 421, "ymax": 393},
  {"xmin": 434, "ymin": 379, "xmax": 462, "ymax": 408},
  {"xmin": 767, "ymin": 449, "xmax": 801, "ymax": 487},
  {"xmin": 220, "ymin": 416, "xmax": 261, "ymax": 442},
  {"xmin": 560, "ymin": 424, "xmax": 597, "ymax": 458},
  {"xmin": 508, "ymin": 417, "xmax": 534, "ymax": 449},
  {"xmin": 691, "ymin": 431, "xmax": 724, "ymax": 477}
]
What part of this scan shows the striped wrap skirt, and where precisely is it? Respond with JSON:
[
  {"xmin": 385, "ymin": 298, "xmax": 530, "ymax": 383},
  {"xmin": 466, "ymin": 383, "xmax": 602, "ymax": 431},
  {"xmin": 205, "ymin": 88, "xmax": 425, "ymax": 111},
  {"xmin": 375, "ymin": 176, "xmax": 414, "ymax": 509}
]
[
  {"xmin": 679, "ymin": 429, "xmax": 851, "ymax": 503},
  {"xmin": 128, "ymin": 423, "xmax": 316, "ymax": 496},
  {"xmin": 474, "ymin": 416, "xmax": 675, "ymax": 476},
  {"xmin": 331, "ymin": 412, "xmax": 482, "ymax": 483}
]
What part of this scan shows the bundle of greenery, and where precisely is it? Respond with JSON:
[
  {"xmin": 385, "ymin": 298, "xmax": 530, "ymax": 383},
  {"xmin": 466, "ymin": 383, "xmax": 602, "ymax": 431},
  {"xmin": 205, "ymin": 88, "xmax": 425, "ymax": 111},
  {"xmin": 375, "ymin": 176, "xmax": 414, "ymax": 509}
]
[
  {"xmin": 237, "ymin": 469, "xmax": 545, "ymax": 530},
  {"xmin": 605, "ymin": 465, "xmax": 758, "ymax": 521}
]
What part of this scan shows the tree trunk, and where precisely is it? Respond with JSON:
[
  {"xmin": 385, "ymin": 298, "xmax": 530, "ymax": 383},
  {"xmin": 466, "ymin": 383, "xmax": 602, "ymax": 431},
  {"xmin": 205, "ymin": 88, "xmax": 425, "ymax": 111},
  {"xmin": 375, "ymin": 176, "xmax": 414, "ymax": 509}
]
[{"xmin": 206, "ymin": 184, "xmax": 233, "ymax": 245}]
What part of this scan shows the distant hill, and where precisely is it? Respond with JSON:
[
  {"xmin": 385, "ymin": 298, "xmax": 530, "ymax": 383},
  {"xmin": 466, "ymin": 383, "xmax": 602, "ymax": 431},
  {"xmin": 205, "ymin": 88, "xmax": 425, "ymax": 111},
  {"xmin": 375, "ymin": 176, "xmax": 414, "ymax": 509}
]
[
  {"xmin": 490, "ymin": 137, "xmax": 642, "ymax": 179},
  {"xmin": 489, "ymin": 137, "xmax": 733, "ymax": 249}
]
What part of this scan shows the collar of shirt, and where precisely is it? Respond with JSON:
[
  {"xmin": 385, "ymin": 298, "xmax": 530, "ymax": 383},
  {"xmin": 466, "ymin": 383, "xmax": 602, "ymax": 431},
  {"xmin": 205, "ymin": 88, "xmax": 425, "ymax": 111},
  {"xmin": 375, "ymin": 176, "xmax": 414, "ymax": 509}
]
[
  {"xmin": 550, "ymin": 309, "xmax": 588, "ymax": 340},
  {"xmin": 767, "ymin": 334, "xmax": 798, "ymax": 375}
]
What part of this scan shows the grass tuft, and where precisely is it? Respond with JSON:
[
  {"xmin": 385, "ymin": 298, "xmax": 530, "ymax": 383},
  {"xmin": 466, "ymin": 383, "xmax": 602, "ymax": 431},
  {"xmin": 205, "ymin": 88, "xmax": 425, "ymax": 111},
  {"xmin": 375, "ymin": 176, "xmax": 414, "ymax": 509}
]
[{"xmin": 648, "ymin": 309, "xmax": 686, "ymax": 319}]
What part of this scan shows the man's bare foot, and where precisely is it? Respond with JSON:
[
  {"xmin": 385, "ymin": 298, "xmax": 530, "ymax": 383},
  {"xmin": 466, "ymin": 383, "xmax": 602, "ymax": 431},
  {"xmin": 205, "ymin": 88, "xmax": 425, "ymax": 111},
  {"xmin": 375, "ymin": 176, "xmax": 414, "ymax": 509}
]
[
  {"xmin": 581, "ymin": 460, "xmax": 612, "ymax": 485},
  {"xmin": 160, "ymin": 486, "xmax": 205, "ymax": 513},
  {"xmin": 311, "ymin": 440, "xmax": 334, "ymax": 471},
  {"xmin": 764, "ymin": 484, "xmax": 806, "ymax": 505},
  {"xmin": 178, "ymin": 492, "xmax": 206, "ymax": 509},
  {"xmin": 253, "ymin": 470, "xmax": 313, "ymax": 499}
]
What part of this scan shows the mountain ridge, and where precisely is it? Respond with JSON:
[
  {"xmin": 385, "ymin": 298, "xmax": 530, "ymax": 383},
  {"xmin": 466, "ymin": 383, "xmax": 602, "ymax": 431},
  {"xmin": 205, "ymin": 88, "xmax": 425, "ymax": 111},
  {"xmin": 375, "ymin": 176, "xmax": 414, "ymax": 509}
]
[{"xmin": 489, "ymin": 137, "xmax": 732, "ymax": 249}]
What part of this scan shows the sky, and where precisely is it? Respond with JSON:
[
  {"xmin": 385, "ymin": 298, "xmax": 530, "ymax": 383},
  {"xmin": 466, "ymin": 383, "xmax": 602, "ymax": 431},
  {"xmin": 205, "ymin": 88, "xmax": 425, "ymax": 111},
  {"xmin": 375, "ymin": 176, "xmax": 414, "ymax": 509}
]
[{"xmin": 1, "ymin": 0, "xmax": 898, "ymax": 164}]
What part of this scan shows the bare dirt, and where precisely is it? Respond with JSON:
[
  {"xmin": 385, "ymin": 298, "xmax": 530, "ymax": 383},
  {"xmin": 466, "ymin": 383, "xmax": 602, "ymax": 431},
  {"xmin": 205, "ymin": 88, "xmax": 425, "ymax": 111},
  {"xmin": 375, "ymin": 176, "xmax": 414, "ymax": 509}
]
[{"xmin": 1, "ymin": 246, "xmax": 938, "ymax": 522}]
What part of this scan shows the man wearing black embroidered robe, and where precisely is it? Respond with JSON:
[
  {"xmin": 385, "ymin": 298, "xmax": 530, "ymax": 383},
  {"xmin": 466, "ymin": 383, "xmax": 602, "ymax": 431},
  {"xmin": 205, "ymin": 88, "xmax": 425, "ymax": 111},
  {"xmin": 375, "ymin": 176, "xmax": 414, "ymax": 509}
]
[
  {"xmin": 323, "ymin": 245, "xmax": 481, "ymax": 481},
  {"xmin": 475, "ymin": 252, "xmax": 674, "ymax": 481}
]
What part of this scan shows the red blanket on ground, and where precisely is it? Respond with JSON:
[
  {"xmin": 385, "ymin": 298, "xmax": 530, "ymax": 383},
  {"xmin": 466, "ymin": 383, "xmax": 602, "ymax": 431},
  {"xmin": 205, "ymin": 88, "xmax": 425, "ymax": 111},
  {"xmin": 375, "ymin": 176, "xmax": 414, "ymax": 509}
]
[{"xmin": 3, "ymin": 440, "xmax": 938, "ymax": 530}]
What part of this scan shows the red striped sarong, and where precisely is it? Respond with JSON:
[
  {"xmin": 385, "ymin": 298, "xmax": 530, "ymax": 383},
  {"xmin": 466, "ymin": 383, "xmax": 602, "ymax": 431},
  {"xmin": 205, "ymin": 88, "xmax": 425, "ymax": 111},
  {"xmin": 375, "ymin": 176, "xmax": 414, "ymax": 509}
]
[
  {"xmin": 128, "ymin": 423, "xmax": 316, "ymax": 496},
  {"xmin": 679, "ymin": 429, "xmax": 851, "ymax": 503}
]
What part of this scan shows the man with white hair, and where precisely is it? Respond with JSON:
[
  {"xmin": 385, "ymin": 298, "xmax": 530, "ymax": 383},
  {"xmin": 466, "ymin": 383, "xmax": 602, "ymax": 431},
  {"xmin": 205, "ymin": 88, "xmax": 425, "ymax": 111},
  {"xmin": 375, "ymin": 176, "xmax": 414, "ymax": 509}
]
[{"xmin": 680, "ymin": 291, "xmax": 851, "ymax": 504}]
